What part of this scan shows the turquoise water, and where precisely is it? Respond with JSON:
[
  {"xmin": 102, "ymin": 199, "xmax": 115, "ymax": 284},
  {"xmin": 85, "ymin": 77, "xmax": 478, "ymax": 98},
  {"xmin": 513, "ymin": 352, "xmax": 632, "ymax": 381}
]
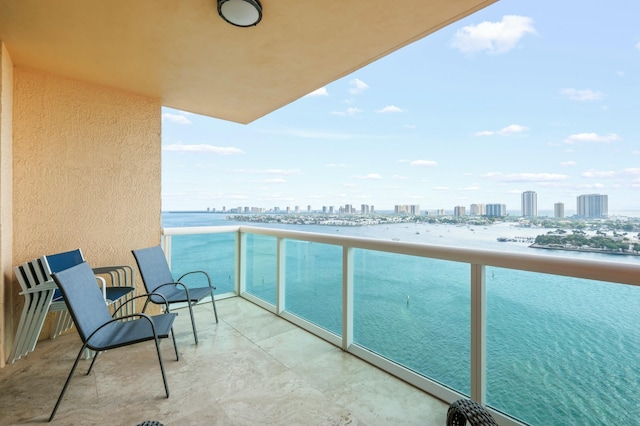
[{"xmin": 163, "ymin": 212, "xmax": 640, "ymax": 425}]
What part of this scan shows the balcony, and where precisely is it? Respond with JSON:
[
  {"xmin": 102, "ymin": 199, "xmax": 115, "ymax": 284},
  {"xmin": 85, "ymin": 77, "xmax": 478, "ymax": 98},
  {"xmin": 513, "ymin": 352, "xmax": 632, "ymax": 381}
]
[
  {"xmin": 2, "ymin": 224, "xmax": 639, "ymax": 425},
  {"xmin": 162, "ymin": 225, "xmax": 640, "ymax": 425},
  {"xmin": 0, "ymin": 297, "xmax": 448, "ymax": 424}
]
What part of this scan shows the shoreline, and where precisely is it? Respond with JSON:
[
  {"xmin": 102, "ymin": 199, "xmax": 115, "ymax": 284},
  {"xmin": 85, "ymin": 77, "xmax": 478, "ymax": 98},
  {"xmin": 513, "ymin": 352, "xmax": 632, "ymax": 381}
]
[{"xmin": 529, "ymin": 243, "xmax": 640, "ymax": 257}]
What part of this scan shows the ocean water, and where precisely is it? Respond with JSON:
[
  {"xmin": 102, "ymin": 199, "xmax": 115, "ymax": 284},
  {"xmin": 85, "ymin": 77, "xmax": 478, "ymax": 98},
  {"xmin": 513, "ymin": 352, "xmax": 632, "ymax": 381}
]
[{"xmin": 163, "ymin": 212, "xmax": 640, "ymax": 425}]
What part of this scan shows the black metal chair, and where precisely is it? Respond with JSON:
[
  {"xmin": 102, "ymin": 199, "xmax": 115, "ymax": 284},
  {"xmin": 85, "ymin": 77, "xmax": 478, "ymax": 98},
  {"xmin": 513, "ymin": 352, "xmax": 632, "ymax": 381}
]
[
  {"xmin": 48, "ymin": 262, "xmax": 179, "ymax": 422},
  {"xmin": 446, "ymin": 399, "xmax": 498, "ymax": 426},
  {"xmin": 132, "ymin": 245, "xmax": 218, "ymax": 344}
]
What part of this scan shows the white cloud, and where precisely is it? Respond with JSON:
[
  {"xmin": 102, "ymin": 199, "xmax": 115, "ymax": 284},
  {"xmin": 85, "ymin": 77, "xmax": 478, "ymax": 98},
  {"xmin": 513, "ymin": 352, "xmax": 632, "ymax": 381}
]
[
  {"xmin": 162, "ymin": 113, "xmax": 191, "ymax": 125},
  {"xmin": 451, "ymin": 15, "xmax": 537, "ymax": 55},
  {"xmin": 349, "ymin": 78, "xmax": 369, "ymax": 95},
  {"xmin": 474, "ymin": 124, "xmax": 528, "ymax": 136},
  {"xmin": 560, "ymin": 88, "xmax": 604, "ymax": 101},
  {"xmin": 410, "ymin": 160, "xmax": 438, "ymax": 167},
  {"xmin": 564, "ymin": 133, "xmax": 619, "ymax": 144},
  {"xmin": 582, "ymin": 170, "xmax": 616, "ymax": 178},
  {"xmin": 331, "ymin": 107, "xmax": 363, "ymax": 116},
  {"xmin": 257, "ymin": 169, "xmax": 300, "ymax": 176},
  {"xmin": 359, "ymin": 173, "xmax": 383, "ymax": 180},
  {"xmin": 376, "ymin": 105, "xmax": 404, "ymax": 113},
  {"xmin": 576, "ymin": 183, "xmax": 605, "ymax": 189},
  {"xmin": 483, "ymin": 172, "xmax": 569, "ymax": 182},
  {"xmin": 271, "ymin": 128, "xmax": 356, "ymax": 140},
  {"xmin": 636, "ymin": 41, "xmax": 640, "ymax": 50},
  {"xmin": 392, "ymin": 174, "xmax": 408, "ymax": 180},
  {"xmin": 582, "ymin": 168, "xmax": 640, "ymax": 178},
  {"xmin": 263, "ymin": 178, "xmax": 287, "ymax": 183},
  {"xmin": 162, "ymin": 144, "xmax": 243, "ymax": 154},
  {"xmin": 560, "ymin": 161, "xmax": 577, "ymax": 166},
  {"xmin": 305, "ymin": 87, "xmax": 329, "ymax": 97}
]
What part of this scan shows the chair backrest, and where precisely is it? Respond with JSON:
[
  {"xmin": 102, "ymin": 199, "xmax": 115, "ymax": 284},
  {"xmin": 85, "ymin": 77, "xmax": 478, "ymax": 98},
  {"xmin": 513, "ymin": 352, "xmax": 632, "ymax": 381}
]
[
  {"xmin": 132, "ymin": 246, "xmax": 175, "ymax": 293},
  {"xmin": 41, "ymin": 248, "xmax": 85, "ymax": 301},
  {"xmin": 44, "ymin": 249, "xmax": 85, "ymax": 273},
  {"xmin": 50, "ymin": 262, "xmax": 112, "ymax": 343}
]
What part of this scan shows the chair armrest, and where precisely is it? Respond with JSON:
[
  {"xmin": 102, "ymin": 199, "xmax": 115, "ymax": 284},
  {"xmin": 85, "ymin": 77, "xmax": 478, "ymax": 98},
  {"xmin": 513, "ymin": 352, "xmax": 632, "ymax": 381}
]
[
  {"xmin": 92, "ymin": 265, "xmax": 135, "ymax": 288},
  {"xmin": 95, "ymin": 276, "xmax": 107, "ymax": 301},
  {"xmin": 177, "ymin": 270, "xmax": 217, "ymax": 290},
  {"xmin": 86, "ymin": 312, "xmax": 160, "ymax": 343},
  {"xmin": 111, "ymin": 292, "xmax": 171, "ymax": 318},
  {"xmin": 152, "ymin": 281, "xmax": 195, "ymax": 303},
  {"xmin": 18, "ymin": 279, "xmax": 58, "ymax": 295}
]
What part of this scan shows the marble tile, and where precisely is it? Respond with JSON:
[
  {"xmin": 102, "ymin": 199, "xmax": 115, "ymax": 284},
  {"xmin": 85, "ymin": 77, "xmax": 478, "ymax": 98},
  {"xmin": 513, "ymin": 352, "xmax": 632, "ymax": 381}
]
[{"xmin": 0, "ymin": 297, "xmax": 447, "ymax": 425}]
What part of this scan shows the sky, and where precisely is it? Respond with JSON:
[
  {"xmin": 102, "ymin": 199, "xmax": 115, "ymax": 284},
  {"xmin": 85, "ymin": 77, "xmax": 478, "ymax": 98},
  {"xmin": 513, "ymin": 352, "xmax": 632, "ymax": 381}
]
[{"xmin": 161, "ymin": 1, "xmax": 640, "ymax": 216}]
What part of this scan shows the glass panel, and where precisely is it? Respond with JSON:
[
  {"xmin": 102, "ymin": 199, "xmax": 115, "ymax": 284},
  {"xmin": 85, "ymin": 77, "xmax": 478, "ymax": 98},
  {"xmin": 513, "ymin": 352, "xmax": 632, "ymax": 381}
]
[
  {"xmin": 168, "ymin": 233, "xmax": 236, "ymax": 294},
  {"xmin": 244, "ymin": 234, "xmax": 277, "ymax": 304},
  {"xmin": 487, "ymin": 268, "xmax": 640, "ymax": 425},
  {"xmin": 284, "ymin": 240, "xmax": 342, "ymax": 335},
  {"xmin": 353, "ymin": 249, "xmax": 470, "ymax": 394}
]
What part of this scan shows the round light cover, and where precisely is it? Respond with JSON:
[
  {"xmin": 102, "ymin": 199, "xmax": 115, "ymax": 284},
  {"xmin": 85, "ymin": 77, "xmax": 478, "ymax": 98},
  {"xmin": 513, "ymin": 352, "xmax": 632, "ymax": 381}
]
[{"xmin": 218, "ymin": 0, "xmax": 262, "ymax": 27}]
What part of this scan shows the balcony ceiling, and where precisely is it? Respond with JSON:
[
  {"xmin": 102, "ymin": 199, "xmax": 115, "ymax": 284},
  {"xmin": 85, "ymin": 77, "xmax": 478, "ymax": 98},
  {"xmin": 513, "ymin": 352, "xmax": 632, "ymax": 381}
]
[{"xmin": 0, "ymin": 0, "xmax": 496, "ymax": 124}]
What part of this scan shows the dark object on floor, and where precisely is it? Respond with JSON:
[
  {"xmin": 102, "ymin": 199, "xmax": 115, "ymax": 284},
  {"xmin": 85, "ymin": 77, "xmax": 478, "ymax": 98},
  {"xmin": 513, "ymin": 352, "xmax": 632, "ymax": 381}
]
[{"xmin": 446, "ymin": 399, "xmax": 498, "ymax": 426}]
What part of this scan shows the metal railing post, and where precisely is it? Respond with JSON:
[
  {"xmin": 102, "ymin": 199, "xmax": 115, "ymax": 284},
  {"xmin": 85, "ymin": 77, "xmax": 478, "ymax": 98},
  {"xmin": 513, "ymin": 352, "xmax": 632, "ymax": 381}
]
[
  {"xmin": 342, "ymin": 246, "xmax": 353, "ymax": 351},
  {"xmin": 470, "ymin": 263, "xmax": 487, "ymax": 404},
  {"xmin": 237, "ymin": 231, "xmax": 246, "ymax": 296},
  {"xmin": 276, "ymin": 237, "xmax": 286, "ymax": 315}
]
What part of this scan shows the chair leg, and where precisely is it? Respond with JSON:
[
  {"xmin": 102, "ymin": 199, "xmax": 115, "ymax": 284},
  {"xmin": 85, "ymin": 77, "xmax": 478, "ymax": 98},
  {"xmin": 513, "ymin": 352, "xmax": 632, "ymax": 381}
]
[
  {"xmin": 187, "ymin": 302, "xmax": 199, "ymax": 344},
  {"xmin": 86, "ymin": 350, "xmax": 101, "ymax": 375},
  {"xmin": 210, "ymin": 293, "xmax": 219, "ymax": 323},
  {"xmin": 49, "ymin": 345, "xmax": 87, "ymax": 422},
  {"xmin": 170, "ymin": 327, "xmax": 179, "ymax": 361},
  {"xmin": 153, "ymin": 335, "xmax": 170, "ymax": 398}
]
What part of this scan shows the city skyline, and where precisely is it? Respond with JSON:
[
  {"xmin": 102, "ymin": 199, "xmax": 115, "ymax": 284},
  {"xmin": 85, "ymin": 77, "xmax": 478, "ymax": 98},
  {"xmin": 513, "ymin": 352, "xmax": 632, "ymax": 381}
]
[
  {"xmin": 198, "ymin": 191, "xmax": 611, "ymax": 218},
  {"xmin": 161, "ymin": 1, "xmax": 640, "ymax": 215}
]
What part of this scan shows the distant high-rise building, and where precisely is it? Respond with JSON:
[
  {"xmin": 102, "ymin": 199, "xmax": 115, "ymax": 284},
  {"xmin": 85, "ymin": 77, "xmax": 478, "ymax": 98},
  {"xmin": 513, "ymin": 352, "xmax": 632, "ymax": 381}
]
[
  {"xmin": 521, "ymin": 191, "xmax": 537, "ymax": 217},
  {"xmin": 329, "ymin": 206, "xmax": 334, "ymax": 214},
  {"xmin": 486, "ymin": 204, "xmax": 507, "ymax": 217},
  {"xmin": 395, "ymin": 204, "xmax": 420, "ymax": 215},
  {"xmin": 469, "ymin": 204, "xmax": 485, "ymax": 216},
  {"xmin": 454, "ymin": 206, "xmax": 466, "ymax": 217},
  {"xmin": 361, "ymin": 204, "xmax": 371, "ymax": 215},
  {"xmin": 307, "ymin": 205, "xmax": 311, "ymax": 213},
  {"xmin": 554, "ymin": 202, "xmax": 565, "ymax": 218},
  {"xmin": 577, "ymin": 194, "xmax": 608, "ymax": 218}
]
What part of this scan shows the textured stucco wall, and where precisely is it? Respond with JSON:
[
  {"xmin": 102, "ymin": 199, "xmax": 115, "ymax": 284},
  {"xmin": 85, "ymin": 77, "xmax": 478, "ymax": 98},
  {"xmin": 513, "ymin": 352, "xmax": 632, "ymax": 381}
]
[
  {"xmin": 0, "ymin": 42, "xmax": 14, "ymax": 368},
  {"xmin": 11, "ymin": 68, "xmax": 162, "ymax": 340}
]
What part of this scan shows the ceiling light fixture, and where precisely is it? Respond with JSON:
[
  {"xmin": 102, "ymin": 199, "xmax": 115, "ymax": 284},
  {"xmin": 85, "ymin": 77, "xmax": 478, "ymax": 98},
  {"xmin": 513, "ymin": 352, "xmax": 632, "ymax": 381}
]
[{"xmin": 217, "ymin": 0, "xmax": 262, "ymax": 27}]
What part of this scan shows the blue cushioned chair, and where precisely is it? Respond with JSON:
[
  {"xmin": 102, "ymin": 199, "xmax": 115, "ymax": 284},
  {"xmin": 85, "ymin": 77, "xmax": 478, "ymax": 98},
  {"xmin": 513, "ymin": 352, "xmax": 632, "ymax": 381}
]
[
  {"xmin": 48, "ymin": 262, "xmax": 178, "ymax": 422},
  {"xmin": 132, "ymin": 245, "xmax": 218, "ymax": 344}
]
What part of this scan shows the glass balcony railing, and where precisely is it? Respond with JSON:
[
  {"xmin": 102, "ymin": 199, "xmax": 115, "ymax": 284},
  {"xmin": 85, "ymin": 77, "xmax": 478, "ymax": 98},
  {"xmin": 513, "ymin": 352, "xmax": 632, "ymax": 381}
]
[{"xmin": 162, "ymin": 225, "xmax": 640, "ymax": 426}]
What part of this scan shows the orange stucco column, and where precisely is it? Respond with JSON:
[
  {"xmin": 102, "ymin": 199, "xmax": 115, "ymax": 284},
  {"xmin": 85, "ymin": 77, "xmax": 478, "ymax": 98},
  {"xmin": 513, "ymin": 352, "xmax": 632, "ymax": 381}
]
[
  {"xmin": 6, "ymin": 67, "xmax": 162, "ymax": 352},
  {"xmin": 0, "ymin": 42, "xmax": 14, "ymax": 368}
]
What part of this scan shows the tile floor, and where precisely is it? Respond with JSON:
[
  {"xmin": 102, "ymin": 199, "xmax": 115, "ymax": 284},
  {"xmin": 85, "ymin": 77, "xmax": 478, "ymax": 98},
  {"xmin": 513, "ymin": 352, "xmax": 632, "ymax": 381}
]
[{"xmin": 0, "ymin": 297, "xmax": 448, "ymax": 425}]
